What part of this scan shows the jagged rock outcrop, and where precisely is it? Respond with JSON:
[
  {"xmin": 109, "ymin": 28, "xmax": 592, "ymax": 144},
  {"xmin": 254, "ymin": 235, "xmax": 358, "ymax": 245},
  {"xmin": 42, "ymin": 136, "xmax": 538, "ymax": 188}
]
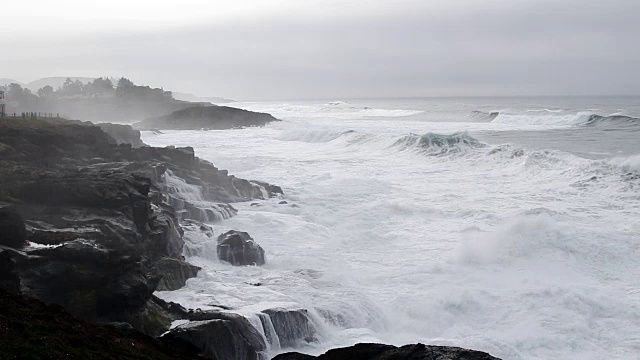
[
  {"xmin": 97, "ymin": 123, "xmax": 145, "ymax": 147},
  {"xmin": 0, "ymin": 118, "xmax": 281, "ymax": 335},
  {"xmin": 0, "ymin": 288, "xmax": 207, "ymax": 360},
  {"xmin": 217, "ymin": 230, "xmax": 266, "ymax": 266},
  {"xmin": 37, "ymin": 117, "xmax": 146, "ymax": 148},
  {"xmin": 0, "ymin": 248, "xmax": 21, "ymax": 294},
  {"xmin": 163, "ymin": 315, "xmax": 268, "ymax": 360},
  {"xmin": 134, "ymin": 106, "xmax": 280, "ymax": 130},
  {"xmin": 156, "ymin": 257, "xmax": 201, "ymax": 291},
  {"xmin": 0, "ymin": 203, "xmax": 27, "ymax": 248},
  {"xmin": 274, "ymin": 343, "xmax": 501, "ymax": 360},
  {"xmin": 155, "ymin": 299, "xmax": 319, "ymax": 359}
]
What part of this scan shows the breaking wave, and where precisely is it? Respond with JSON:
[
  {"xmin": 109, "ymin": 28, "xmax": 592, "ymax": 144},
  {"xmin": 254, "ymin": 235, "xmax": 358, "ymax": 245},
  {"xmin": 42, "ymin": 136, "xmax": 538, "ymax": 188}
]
[
  {"xmin": 278, "ymin": 129, "xmax": 356, "ymax": 143},
  {"xmin": 469, "ymin": 111, "xmax": 500, "ymax": 121},
  {"xmin": 583, "ymin": 114, "xmax": 640, "ymax": 128},
  {"xmin": 490, "ymin": 111, "xmax": 640, "ymax": 128},
  {"xmin": 233, "ymin": 101, "xmax": 423, "ymax": 119},
  {"xmin": 391, "ymin": 132, "xmax": 485, "ymax": 156}
]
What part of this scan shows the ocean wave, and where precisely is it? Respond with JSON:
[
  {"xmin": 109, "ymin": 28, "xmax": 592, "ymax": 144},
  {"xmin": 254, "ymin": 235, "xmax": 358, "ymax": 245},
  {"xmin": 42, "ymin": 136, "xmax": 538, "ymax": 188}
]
[
  {"xmin": 278, "ymin": 129, "xmax": 356, "ymax": 143},
  {"xmin": 391, "ymin": 132, "xmax": 486, "ymax": 155},
  {"xmin": 491, "ymin": 111, "xmax": 640, "ymax": 128},
  {"xmin": 583, "ymin": 114, "xmax": 640, "ymax": 127},
  {"xmin": 525, "ymin": 109, "xmax": 564, "ymax": 113},
  {"xmin": 491, "ymin": 112, "xmax": 593, "ymax": 126},
  {"xmin": 235, "ymin": 102, "xmax": 423, "ymax": 119},
  {"xmin": 469, "ymin": 111, "xmax": 500, "ymax": 121},
  {"xmin": 608, "ymin": 153, "xmax": 640, "ymax": 174}
]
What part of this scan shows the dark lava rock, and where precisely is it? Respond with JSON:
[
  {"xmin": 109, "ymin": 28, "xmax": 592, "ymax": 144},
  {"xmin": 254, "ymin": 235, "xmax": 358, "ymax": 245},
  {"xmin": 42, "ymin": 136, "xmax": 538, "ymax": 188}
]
[
  {"xmin": 252, "ymin": 180, "xmax": 284, "ymax": 197},
  {"xmin": 0, "ymin": 248, "xmax": 21, "ymax": 294},
  {"xmin": 274, "ymin": 343, "xmax": 501, "ymax": 360},
  {"xmin": 134, "ymin": 106, "xmax": 280, "ymax": 130},
  {"xmin": 279, "ymin": 201, "xmax": 288, "ymax": 205},
  {"xmin": 0, "ymin": 288, "xmax": 207, "ymax": 360},
  {"xmin": 217, "ymin": 230, "xmax": 265, "ymax": 266},
  {"xmin": 156, "ymin": 257, "xmax": 201, "ymax": 291},
  {"xmin": 97, "ymin": 123, "xmax": 145, "ymax": 147},
  {"xmin": 163, "ymin": 312, "xmax": 267, "ymax": 360},
  {"xmin": 0, "ymin": 203, "xmax": 27, "ymax": 248},
  {"xmin": 0, "ymin": 118, "xmax": 281, "ymax": 331}
]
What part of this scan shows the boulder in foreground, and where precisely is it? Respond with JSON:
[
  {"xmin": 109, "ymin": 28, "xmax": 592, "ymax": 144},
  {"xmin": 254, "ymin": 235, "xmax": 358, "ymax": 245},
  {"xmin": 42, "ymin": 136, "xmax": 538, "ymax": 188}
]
[
  {"xmin": 134, "ymin": 106, "xmax": 279, "ymax": 130},
  {"xmin": 217, "ymin": 230, "xmax": 266, "ymax": 266},
  {"xmin": 274, "ymin": 343, "xmax": 501, "ymax": 360},
  {"xmin": 0, "ymin": 289, "xmax": 206, "ymax": 360}
]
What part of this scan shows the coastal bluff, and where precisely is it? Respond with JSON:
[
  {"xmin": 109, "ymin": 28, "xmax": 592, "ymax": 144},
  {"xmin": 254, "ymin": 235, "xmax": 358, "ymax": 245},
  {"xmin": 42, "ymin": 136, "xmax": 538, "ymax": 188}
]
[{"xmin": 134, "ymin": 106, "xmax": 280, "ymax": 130}]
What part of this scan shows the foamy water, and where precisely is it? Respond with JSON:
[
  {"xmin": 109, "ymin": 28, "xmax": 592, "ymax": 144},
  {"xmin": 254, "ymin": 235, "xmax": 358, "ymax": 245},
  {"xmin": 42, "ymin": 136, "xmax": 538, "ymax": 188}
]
[{"xmin": 144, "ymin": 98, "xmax": 640, "ymax": 360}]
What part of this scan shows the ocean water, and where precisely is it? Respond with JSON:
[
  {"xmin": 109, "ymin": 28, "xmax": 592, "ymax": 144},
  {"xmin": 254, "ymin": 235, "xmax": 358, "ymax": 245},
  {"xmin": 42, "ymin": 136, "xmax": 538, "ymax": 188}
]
[{"xmin": 143, "ymin": 97, "xmax": 640, "ymax": 360}]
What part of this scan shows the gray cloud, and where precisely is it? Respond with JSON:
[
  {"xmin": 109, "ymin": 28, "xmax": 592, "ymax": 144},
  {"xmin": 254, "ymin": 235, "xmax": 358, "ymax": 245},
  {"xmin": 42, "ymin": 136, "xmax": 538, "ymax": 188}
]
[{"xmin": 3, "ymin": 0, "xmax": 639, "ymax": 99}]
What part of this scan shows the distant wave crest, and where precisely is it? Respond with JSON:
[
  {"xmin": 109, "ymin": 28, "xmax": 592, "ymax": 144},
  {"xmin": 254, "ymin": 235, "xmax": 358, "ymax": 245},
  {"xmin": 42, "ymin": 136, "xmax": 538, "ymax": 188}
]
[
  {"xmin": 583, "ymin": 114, "xmax": 640, "ymax": 128},
  {"xmin": 236, "ymin": 101, "xmax": 423, "ymax": 119},
  {"xmin": 469, "ymin": 111, "xmax": 500, "ymax": 121},
  {"xmin": 490, "ymin": 111, "xmax": 640, "ymax": 128},
  {"xmin": 279, "ymin": 129, "xmax": 356, "ymax": 143}
]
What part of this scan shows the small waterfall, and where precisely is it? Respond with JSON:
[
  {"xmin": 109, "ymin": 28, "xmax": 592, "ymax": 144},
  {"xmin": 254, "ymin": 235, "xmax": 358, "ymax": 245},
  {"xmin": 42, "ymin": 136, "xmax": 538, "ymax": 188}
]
[
  {"xmin": 248, "ymin": 313, "xmax": 282, "ymax": 353},
  {"xmin": 162, "ymin": 170, "xmax": 238, "ymax": 222}
]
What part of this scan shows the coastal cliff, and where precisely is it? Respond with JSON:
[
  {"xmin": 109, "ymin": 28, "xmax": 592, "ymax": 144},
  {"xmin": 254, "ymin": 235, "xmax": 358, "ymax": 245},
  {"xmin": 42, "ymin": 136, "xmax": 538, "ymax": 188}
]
[{"xmin": 0, "ymin": 117, "xmax": 280, "ymax": 337}]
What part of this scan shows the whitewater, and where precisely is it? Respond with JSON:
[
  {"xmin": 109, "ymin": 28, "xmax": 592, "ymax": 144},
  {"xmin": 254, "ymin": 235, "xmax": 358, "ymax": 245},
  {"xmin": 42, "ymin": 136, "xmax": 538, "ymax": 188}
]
[{"xmin": 142, "ymin": 97, "xmax": 640, "ymax": 360}]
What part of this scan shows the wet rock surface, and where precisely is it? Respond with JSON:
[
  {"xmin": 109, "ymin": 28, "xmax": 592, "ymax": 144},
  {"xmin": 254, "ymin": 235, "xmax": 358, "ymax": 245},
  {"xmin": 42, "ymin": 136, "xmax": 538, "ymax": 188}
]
[
  {"xmin": 156, "ymin": 257, "xmax": 201, "ymax": 291},
  {"xmin": 274, "ymin": 343, "xmax": 501, "ymax": 360},
  {"xmin": 0, "ymin": 118, "xmax": 281, "ymax": 334},
  {"xmin": 0, "ymin": 203, "xmax": 27, "ymax": 248},
  {"xmin": 163, "ymin": 314, "xmax": 268, "ymax": 360},
  {"xmin": 217, "ymin": 230, "xmax": 266, "ymax": 266},
  {"xmin": 96, "ymin": 122, "xmax": 145, "ymax": 147},
  {"xmin": 0, "ymin": 288, "xmax": 207, "ymax": 360}
]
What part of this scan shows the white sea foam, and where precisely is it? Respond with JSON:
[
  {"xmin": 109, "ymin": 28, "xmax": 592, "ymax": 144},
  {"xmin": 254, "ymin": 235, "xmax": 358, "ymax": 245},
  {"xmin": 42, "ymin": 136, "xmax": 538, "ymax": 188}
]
[
  {"xmin": 491, "ymin": 111, "xmax": 594, "ymax": 127},
  {"xmin": 608, "ymin": 153, "xmax": 640, "ymax": 173},
  {"xmin": 231, "ymin": 101, "xmax": 423, "ymax": 119},
  {"xmin": 143, "ymin": 99, "xmax": 640, "ymax": 360}
]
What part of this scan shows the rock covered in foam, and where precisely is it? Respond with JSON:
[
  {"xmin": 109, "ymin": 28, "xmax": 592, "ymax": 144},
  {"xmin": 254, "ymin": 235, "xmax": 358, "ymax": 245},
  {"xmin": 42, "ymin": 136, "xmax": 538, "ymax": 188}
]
[
  {"xmin": 274, "ymin": 343, "xmax": 501, "ymax": 360},
  {"xmin": 217, "ymin": 230, "xmax": 265, "ymax": 266}
]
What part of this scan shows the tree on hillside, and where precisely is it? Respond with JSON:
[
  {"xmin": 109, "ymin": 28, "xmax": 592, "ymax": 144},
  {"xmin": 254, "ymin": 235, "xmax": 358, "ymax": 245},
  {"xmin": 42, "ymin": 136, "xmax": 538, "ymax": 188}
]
[
  {"xmin": 6, "ymin": 83, "xmax": 39, "ymax": 110},
  {"xmin": 37, "ymin": 85, "xmax": 55, "ymax": 98},
  {"xmin": 95, "ymin": 77, "xmax": 114, "ymax": 93},
  {"xmin": 59, "ymin": 78, "xmax": 84, "ymax": 97},
  {"xmin": 117, "ymin": 77, "xmax": 134, "ymax": 88},
  {"xmin": 115, "ymin": 77, "xmax": 135, "ymax": 98},
  {"xmin": 84, "ymin": 77, "xmax": 114, "ymax": 96}
]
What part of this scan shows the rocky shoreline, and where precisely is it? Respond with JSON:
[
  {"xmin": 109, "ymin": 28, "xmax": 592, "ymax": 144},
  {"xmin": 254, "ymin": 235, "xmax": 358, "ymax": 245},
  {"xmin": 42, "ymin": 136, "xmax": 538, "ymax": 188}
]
[{"xmin": 0, "ymin": 117, "xmax": 500, "ymax": 359}]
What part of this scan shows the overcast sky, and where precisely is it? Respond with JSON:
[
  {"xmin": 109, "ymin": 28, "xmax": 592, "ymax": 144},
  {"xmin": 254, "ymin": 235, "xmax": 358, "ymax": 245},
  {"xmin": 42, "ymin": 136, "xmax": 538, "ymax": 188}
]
[{"xmin": 2, "ymin": 0, "xmax": 639, "ymax": 100}]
